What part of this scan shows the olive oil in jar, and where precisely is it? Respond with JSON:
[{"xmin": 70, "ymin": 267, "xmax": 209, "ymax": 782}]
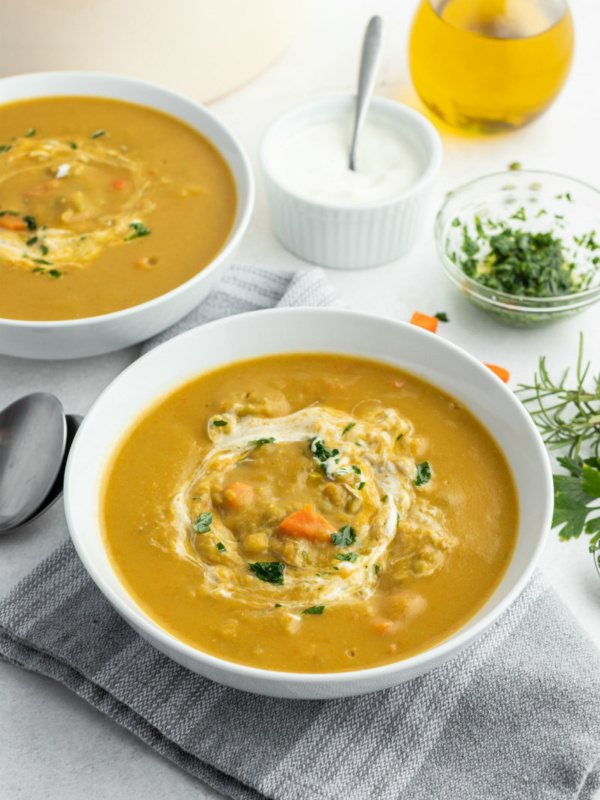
[{"xmin": 409, "ymin": 0, "xmax": 574, "ymax": 133}]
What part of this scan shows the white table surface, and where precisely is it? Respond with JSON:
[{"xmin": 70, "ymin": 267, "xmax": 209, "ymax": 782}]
[{"xmin": 1, "ymin": 1, "xmax": 599, "ymax": 797}]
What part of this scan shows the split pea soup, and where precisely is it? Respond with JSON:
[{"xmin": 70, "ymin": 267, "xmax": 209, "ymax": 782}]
[
  {"xmin": 102, "ymin": 353, "xmax": 519, "ymax": 673},
  {"xmin": 0, "ymin": 96, "xmax": 237, "ymax": 321}
]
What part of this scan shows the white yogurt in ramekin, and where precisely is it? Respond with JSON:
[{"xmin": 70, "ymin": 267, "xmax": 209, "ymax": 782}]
[
  {"xmin": 275, "ymin": 118, "xmax": 424, "ymax": 205},
  {"xmin": 260, "ymin": 95, "xmax": 442, "ymax": 269}
]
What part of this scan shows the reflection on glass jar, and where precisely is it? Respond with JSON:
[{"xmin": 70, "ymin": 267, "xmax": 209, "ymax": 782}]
[{"xmin": 409, "ymin": 0, "xmax": 574, "ymax": 133}]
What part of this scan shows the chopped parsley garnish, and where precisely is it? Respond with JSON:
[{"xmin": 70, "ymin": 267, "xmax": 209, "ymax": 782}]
[
  {"xmin": 374, "ymin": 564, "xmax": 380, "ymax": 574},
  {"xmin": 40, "ymin": 244, "xmax": 49, "ymax": 256},
  {"xmin": 510, "ymin": 207, "xmax": 526, "ymax": 221},
  {"xmin": 249, "ymin": 561, "xmax": 285, "ymax": 585},
  {"xmin": 192, "ymin": 512, "xmax": 213, "ymax": 533},
  {"xmin": 216, "ymin": 542, "xmax": 226, "ymax": 553},
  {"xmin": 351, "ymin": 465, "xmax": 361, "ymax": 475},
  {"xmin": 69, "ymin": 141, "xmax": 78, "ymax": 149},
  {"xmin": 30, "ymin": 258, "xmax": 52, "ymax": 265},
  {"xmin": 0, "ymin": 210, "xmax": 18, "ymax": 216},
  {"xmin": 309, "ymin": 436, "xmax": 340, "ymax": 478},
  {"xmin": 396, "ymin": 433, "xmax": 403, "ymax": 441},
  {"xmin": 380, "ymin": 495, "xmax": 388, "ymax": 502},
  {"xmin": 434, "ymin": 312, "xmax": 449, "ymax": 322},
  {"xmin": 413, "ymin": 462, "xmax": 431, "ymax": 487},
  {"xmin": 0, "ymin": 144, "xmax": 12, "ymax": 153},
  {"xmin": 302, "ymin": 605, "xmax": 325, "ymax": 615},
  {"xmin": 211, "ymin": 419, "xmax": 227, "ymax": 426},
  {"xmin": 274, "ymin": 603, "xmax": 282, "ymax": 608},
  {"xmin": 23, "ymin": 215, "xmax": 36, "ymax": 230},
  {"xmin": 24, "ymin": 128, "xmax": 36, "ymax": 137},
  {"xmin": 125, "ymin": 221, "xmax": 151, "ymax": 241},
  {"xmin": 358, "ymin": 481, "xmax": 365, "ymax": 490},
  {"xmin": 90, "ymin": 129, "xmax": 105, "ymax": 138},
  {"xmin": 342, "ymin": 422, "xmax": 356, "ymax": 435},
  {"xmin": 335, "ymin": 553, "xmax": 359, "ymax": 563},
  {"xmin": 249, "ymin": 437, "xmax": 275, "ymax": 447},
  {"xmin": 49, "ymin": 269, "xmax": 62, "ymax": 279},
  {"xmin": 26, "ymin": 236, "xmax": 38, "ymax": 246},
  {"xmin": 330, "ymin": 525, "xmax": 356, "ymax": 547},
  {"xmin": 302, "ymin": 550, "xmax": 307, "ymax": 560},
  {"xmin": 509, "ymin": 161, "xmax": 522, "ymax": 171}
]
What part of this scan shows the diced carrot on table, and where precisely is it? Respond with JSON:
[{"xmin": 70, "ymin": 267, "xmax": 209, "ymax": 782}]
[
  {"xmin": 279, "ymin": 504, "xmax": 336, "ymax": 542},
  {"xmin": 410, "ymin": 311, "xmax": 438, "ymax": 333},
  {"xmin": 223, "ymin": 481, "xmax": 254, "ymax": 510},
  {"xmin": 484, "ymin": 364, "xmax": 510, "ymax": 383}
]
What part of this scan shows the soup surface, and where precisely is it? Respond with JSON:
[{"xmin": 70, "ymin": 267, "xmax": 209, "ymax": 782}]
[
  {"xmin": 0, "ymin": 97, "xmax": 237, "ymax": 320},
  {"xmin": 102, "ymin": 353, "xmax": 519, "ymax": 673}
]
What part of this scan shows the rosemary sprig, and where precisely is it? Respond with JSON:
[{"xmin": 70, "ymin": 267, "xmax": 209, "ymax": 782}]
[
  {"xmin": 517, "ymin": 333, "xmax": 600, "ymax": 458},
  {"xmin": 518, "ymin": 335, "xmax": 600, "ymax": 564}
]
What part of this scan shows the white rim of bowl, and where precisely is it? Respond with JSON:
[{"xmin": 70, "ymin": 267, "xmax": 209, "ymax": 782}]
[
  {"xmin": 435, "ymin": 169, "xmax": 600, "ymax": 308},
  {"xmin": 0, "ymin": 71, "xmax": 255, "ymax": 328},
  {"xmin": 259, "ymin": 94, "xmax": 443, "ymax": 210},
  {"xmin": 64, "ymin": 306, "xmax": 553, "ymax": 688}
]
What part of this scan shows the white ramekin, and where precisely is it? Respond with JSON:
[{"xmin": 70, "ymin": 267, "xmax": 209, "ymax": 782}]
[
  {"xmin": 0, "ymin": 72, "xmax": 254, "ymax": 360},
  {"xmin": 65, "ymin": 308, "xmax": 552, "ymax": 699},
  {"xmin": 259, "ymin": 95, "xmax": 442, "ymax": 269}
]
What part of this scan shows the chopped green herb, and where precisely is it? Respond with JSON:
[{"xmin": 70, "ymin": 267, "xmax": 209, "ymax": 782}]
[
  {"xmin": 249, "ymin": 561, "xmax": 285, "ymax": 585},
  {"xmin": 23, "ymin": 215, "xmax": 36, "ymax": 230},
  {"xmin": 434, "ymin": 312, "xmax": 449, "ymax": 322},
  {"xmin": 413, "ymin": 462, "xmax": 431, "ymax": 487},
  {"xmin": 69, "ymin": 141, "xmax": 78, "ymax": 149},
  {"xmin": 510, "ymin": 207, "xmax": 526, "ymax": 222},
  {"xmin": 216, "ymin": 542, "xmax": 226, "ymax": 553},
  {"xmin": 192, "ymin": 512, "xmax": 213, "ymax": 533},
  {"xmin": 351, "ymin": 465, "xmax": 361, "ymax": 475},
  {"xmin": 508, "ymin": 161, "xmax": 522, "ymax": 171},
  {"xmin": 26, "ymin": 236, "xmax": 38, "ymax": 246},
  {"xmin": 48, "ymin": 269, "xmax": 62, "ymax": 279},
  {"xmin": 335, "ymin": 553, "xmax": 359, "ymax": 563},
  {"xmin": 358, "ymin": 481, "xmax": 365, "ymax": 490},
  {"xmin": 396, "ymin": 433, "xmax": 403, "ymax": 441},
  {"xmin": 211, "ymin": 419, "xmax": 227, "ymax": 427},
  {"xmin": 90, "ymin": 129, "xmax": 105, "ymax": 138},
  {"xmin": 331, "ymin": 525, "xmax": 356, "ymax": 547},
  {"xmin": 24, "ymin": 128, "xmax": 35, "ymax": 137},
  {"xmin": 380, "ymin": 495, "xmax": 388, "ymax": 502},
  {"xmin": 192, "ymin": 496, "xmax": 201, "ymax": 501},
  {"xmin": 309, "ymin": 436, "xmax": 340, "ymax": 478},
  {"xmin": 29, "ymin": 258, "xmax": 52, "ymax": 265},
  {"xmin": 451, "ymin": 217, "xmax": 461, "ymax": 227},
  {"xmin": 302, "ymin": 550, "xmax": 307, "ymax": 560},
  {"xmin": 302, "ymin": 605, "xmax": 325, "ymax": 615},
  {"xmin": 40, "ymin": 244, "xmax": 49, "ymax": 256},
  {"xmin": 342, "ymin": 422, "xmax": 356, "ymax": 435},
  {"xmin": 374, "ymin": 564, "xmax": 380, "ymax": 574},
  {"xmin": 249, "ymin": 437, "xmax": 275, "ymax": 447},
  {"xmin": 32, "ymin": 267, "xmax": 46, "ymax": 274},
  {"xmin": 0, "ymin": 144, "xmax": 12, "ymax": 153},
  {"xmin": 125, "ymin": 221, "xmax": 151, "ymax": 241},
  {"xmin": 0, "ymin": 210, "xmax": 18, "ymax": 216}
]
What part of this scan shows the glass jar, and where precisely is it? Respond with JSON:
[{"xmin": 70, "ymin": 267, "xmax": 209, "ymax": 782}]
[{"xmin": 409, "ymin": 0, "xmax": 574, "ymax": 133}]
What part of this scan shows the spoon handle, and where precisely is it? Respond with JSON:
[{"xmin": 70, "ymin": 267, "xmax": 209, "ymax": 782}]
[{"xmin": 348, "ymin": 15, "xmax": 384, "ymax": 172}]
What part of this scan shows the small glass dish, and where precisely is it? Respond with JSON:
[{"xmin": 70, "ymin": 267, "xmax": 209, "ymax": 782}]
[{"xmin": 434, "ymin": 171, "xmax": 600, "ymax": 326}]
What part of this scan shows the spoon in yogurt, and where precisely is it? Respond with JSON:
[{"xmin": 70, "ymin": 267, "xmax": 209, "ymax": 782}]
[{"xmin": 348, "ymin": 15, "xmax": 384, "ymax": 172}]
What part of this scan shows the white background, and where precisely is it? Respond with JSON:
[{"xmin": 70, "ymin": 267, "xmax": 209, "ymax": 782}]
[{"xmin": 1, "ymin": 0, "xmax": 599, "ymax": 797}]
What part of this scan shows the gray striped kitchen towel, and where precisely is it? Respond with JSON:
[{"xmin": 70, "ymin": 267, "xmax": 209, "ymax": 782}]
[{"xmin": 1, "ymin": 265, "xmax": 599, "ymax": 800}]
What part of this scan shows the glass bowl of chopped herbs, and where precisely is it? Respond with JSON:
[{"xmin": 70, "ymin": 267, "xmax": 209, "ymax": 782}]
[{"xmin": 435, "ymin": 170, "xmax": 600, "ymax": 326}]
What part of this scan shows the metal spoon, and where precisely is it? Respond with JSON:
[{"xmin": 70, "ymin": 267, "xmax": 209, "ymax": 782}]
[
  {"xmin": 348, "ymin": 15, "xmax": 384, "ymax": 172},
  {"xmin": 20, "ymin": 414, "xmax": 82, "ymax": 527},
  {"xmin": 0, "ymin": 393, "xmax": 67, "ymax": 533}
]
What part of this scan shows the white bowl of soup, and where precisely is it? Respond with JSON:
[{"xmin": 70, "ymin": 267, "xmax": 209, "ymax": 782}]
[
  {"xmin": 0, "ymin": 72, "xmax": 253, "ymax": 359},
  {"xmin": 64, "ymin": 309, "xmax": 553, "ymax": 699}
]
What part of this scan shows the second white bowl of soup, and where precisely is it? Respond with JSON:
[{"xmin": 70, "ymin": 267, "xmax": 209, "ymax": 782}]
[
  {"xmin": 0, "ymin": 72, "xmax": 253, "ymax": 359},
  {"xmin": 64, "ymin": 308, "xmax": 552, "ymax": 698}
]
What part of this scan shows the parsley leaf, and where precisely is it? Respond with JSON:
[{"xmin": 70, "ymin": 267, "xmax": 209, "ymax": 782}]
[
  {"xmin": 24, "ymin": 128, "xmax": 36, "ymax": 137},
  {"xmin": 413, "ymin": 462, "xmax": 431, "ymax": 486},
  {"xmin": 216, "ymin": 542, "xmax": 226, "ymax": 553},
  {"xmin": 335, "ymin": 552, "xmax": 359, "ymax": 562},
  {"xmin": 249, "ymin": 561, "xmax": 285, "ymax": 585},
  {"xmin": 434, "ymin": 312, "xmax": 449, "ymax": 322},
  {"xmin": 23, "ymin": 215, "xmax": 36, "ymax": 230},
  {"xmin": 193, "ymin": 512, "xmax": 213, "ymax": 533},
  {"xmin": 330, "ymin": 525, "xmax": 356, "ymax": 547},
  {"xmin": 211, "ymin": 419, "xmax": 227, "ymax": 427},
  {"xmin": 125, "ymin": 221, "xmax": 151, "ymax": 241},
  {"xmin": 90, "ymin": 129, "xmax": 105, "ymax": 138},
  {"xmin": 249, "ymin": 437, "xmax": 275, "ymax": 447},
  {"xmin": 302, "ymin": 605, "xmax": 325, "ymax": 615},
  {"xmin": 342, "ymin": 422, "xmax": 356, "ymax": 435}
]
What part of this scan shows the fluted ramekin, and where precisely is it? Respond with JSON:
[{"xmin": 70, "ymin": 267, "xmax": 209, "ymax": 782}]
[{"xmin": 260, "ymin": 95, "xmax": 442, "ymax": 269}]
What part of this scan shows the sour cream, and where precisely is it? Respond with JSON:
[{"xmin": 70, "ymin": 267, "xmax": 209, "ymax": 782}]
[{"xmin": 274, "ymin": 117, "xmax": 424, "ymax": 205}]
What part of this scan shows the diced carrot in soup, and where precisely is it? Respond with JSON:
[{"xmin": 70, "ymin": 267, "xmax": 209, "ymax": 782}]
[
  {"xmin": 0, "ymin": 216, "xmax": 27, "ymax": 231},
  {"xmin": 22, "ymin": 179, "xmax": 61, "ymax": 198},
  {"xmin": 223, "ymin": 481, "xmax": 254, "ymax": 510},
  {"xmin": 279, "ymin": 504, "xmax": 336, "ymax": 542}
]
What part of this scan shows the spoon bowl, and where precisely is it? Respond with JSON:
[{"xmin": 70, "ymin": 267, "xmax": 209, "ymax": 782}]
[{"xmin": 0, "ymin": 393, "xmax": 66, "ymax": 533}]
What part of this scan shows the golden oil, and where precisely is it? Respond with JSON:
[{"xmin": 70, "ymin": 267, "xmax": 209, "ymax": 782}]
[{"xmin": 409, "ymin": 0, "xmax": 574, "ymax": 133}]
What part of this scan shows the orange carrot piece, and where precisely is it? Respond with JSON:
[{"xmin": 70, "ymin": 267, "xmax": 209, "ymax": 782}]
[
  {"xmin": 223, "ymin": 481, "xmax": 254, "ymax": 510},
  {"xmin": 22, "ymin": 179, "xmax": 61, "ymax": 198},
  {"xmin": 410, "ymin": 312, "xmax": 438, "ymax": 333},
  {"xmin": 484, "ymin": 364, "xmax": 510, "ymax": 383},
  {"xmin": 0, "ymin": 215, "xmax": 27, "ymax": 231},
  {"xmin": 111, "ymin": 178, "xmax": 129, "ymax": 190},
  {"xmin": 279, "ymin": 504, "xmax": 336, "ymax": 542},
  {"xmin": 373, "ymin": 619, "xmax": 395, "ymax": 635}
]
